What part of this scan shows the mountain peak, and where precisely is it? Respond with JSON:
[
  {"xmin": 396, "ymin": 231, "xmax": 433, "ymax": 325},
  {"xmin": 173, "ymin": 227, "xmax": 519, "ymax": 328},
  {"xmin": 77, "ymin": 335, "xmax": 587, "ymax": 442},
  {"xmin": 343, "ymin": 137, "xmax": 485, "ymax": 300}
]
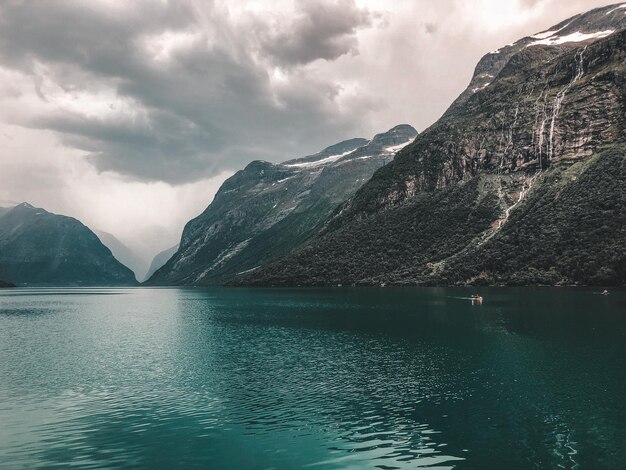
[
  {"xmin": 243, "ymin": 160, "xmax": 275, "ymax": 172},
  {"xmin": 0, "ymin": 204, "xmax": 137, "ymax": 286},
  {"xmin": 9, "ymin": 202, "xmax": 47, "ymax": 216},
  {"xmin": 319, "ymin": 138, "xmax": 369, "ymax": 156},
  {"xmin": 370, "ymin": 124, "xmax": 418, "ymax": 147},
  {"xmin": 388, "ymin": 124, "xmax": 418, "ymax": 133},
  {"xmin": 446, "ymin": 3, "xmax": 626, "ymax": 115}
]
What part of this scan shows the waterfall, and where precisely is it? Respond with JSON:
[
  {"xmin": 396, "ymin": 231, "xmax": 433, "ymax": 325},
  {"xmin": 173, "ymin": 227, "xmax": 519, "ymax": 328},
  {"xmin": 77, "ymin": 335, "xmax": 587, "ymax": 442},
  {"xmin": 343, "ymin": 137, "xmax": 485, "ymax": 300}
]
[
  {"xmin": 492, "ymin": 46, "xmax": 587, "ymax": 235},
  {"xmin": 547, "ymin": 46, "xmax": 587, "ymax": 164},
  {"xmin": 496, "ymin": 172, "xmax": 541, "ymax": 229},
  {"xmin": 533, "ymin": 88, "xmax": 548, "ymax": 168}
]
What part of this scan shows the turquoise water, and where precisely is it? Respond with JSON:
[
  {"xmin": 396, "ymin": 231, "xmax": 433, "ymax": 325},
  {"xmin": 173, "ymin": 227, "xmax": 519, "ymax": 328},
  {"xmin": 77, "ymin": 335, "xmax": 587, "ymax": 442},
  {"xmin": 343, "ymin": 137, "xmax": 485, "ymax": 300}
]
[{"xmin": 0, "ymin": 287, "xmax": 624, "ymax": 469}]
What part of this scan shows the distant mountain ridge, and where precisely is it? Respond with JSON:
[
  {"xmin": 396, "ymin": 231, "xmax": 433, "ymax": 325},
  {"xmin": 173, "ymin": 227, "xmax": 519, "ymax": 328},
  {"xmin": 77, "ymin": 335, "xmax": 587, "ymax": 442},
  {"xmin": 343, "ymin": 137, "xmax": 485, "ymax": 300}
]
[
  {"xmin": 0, "ymin": 203, "xmax": 137, "ymax": 286},
  {"xmin": 95, "ymin": 230, "xmax": 146, "ymax": 282},
  {"xmin": 144, "ymin": 244, "xmax": 179, "ymax": 281},
  {"xmin": 238, "ymin": 4, "xmax": 626, "ymax": 287},
  {"xmin": 146, "ymin": 124, "xmax": 418, "ymax": 285}
]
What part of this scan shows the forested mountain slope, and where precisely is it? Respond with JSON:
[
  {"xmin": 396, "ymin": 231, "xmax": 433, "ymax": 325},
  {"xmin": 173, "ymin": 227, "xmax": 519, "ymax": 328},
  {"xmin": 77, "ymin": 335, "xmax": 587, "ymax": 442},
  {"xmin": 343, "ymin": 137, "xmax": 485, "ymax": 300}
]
[
  {"xmin": 239, "ymin": 5, "xmax": 626, "ymax": 287},
  {"xmin": 0, "ymin": 203, "xmax": 137, "ymax": 286}
]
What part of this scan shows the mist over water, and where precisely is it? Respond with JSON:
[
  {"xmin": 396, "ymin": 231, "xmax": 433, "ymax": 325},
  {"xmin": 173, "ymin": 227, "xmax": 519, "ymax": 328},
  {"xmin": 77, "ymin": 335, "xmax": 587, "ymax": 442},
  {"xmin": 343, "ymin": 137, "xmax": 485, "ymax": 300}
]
[{"xmin": 0, "ymin": 287, "xmax": 624, "ymax": 468}]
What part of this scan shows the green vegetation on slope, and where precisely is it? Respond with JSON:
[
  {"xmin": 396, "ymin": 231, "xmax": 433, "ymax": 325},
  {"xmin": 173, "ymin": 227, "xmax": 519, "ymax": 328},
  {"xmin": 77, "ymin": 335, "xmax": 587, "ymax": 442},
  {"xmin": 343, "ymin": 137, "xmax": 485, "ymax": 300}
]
[
  {"xmin": 238, "ymin": 15, "xmax": 626, "ymax": 288},
  {"xmin": 436, "ymin": 148, "xmax": 625, "ymax": 286},
  {"xmin": 0, "ymin": 204, "xmax": 137, "ymax": 286},
  {"xmin": 238, "ymin": 149, "xmax": 625, "ymax": 287}
]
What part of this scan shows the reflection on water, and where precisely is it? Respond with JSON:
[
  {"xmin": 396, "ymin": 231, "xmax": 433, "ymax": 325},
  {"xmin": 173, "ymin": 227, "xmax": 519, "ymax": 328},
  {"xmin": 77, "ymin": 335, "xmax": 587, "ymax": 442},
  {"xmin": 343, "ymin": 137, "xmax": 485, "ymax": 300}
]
[{"xmin": 0, "ymin": 287, "xmax": 625, "ymax": 469}]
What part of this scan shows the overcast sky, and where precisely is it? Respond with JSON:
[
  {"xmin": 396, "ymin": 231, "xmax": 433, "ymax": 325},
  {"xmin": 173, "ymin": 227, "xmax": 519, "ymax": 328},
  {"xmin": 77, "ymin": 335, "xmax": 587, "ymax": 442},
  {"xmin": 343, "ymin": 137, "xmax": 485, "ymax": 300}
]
[{"xmin": 0, "ymin": 0, "xmax": 615, "ymax": 263}]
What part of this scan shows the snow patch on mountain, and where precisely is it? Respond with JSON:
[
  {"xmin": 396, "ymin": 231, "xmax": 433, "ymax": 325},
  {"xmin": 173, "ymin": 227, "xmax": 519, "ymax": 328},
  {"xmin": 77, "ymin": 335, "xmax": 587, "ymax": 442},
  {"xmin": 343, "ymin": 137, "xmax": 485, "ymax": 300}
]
[
  {"xmin": 605, "ymin": 4, "xmax": 626, "ymax": 15},
  {"xmin": 276, "ymin": 175, "xmax": 297, "ymax": 183},
  {"xmin": 527, "ymin": 30, "xmax": 614, "ymax": 47},
  {"xmin": 385, "ymin": 138, "xmax": 416, "ymax": 153},
  {"xmin": 284, "ymin": 150, "xmax": 354, "ymax": 168},
  {"xmin": 335, "ymin": 155, "xmax": 376, "ymax": 165},
  {"xmin": 471, "ymin": 82, "xmax": 491, "ymax": 93}
]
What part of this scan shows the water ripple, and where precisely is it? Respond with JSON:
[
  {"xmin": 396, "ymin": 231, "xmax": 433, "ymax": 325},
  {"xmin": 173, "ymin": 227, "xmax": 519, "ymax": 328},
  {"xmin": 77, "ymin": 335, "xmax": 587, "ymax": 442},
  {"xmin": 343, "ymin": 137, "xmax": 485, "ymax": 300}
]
[{"xmin": 0, "ymin": 287, "xmax": 625, "ymax": 468}]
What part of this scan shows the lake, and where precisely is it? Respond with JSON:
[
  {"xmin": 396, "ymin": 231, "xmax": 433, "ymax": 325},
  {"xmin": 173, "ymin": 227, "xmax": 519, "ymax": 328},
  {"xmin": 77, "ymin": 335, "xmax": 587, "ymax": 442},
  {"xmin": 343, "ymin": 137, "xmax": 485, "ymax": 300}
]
[{"xmin": 0, "ymin": 287, "xmax": 624, "ymax": 469}]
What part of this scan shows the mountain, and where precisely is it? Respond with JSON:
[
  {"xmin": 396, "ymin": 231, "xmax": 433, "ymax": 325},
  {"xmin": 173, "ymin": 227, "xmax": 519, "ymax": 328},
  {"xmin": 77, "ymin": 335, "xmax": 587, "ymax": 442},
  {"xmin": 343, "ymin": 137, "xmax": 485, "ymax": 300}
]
[
  {"xmin": 238, "ymin": 4, "xmax": 626, "ymax": 287},
  {"xmin": 0, "ymin": 203, "xmax": 137, "ymax": 286},
  {"xmin": 446, "ymin": 3, "xmax": 626, "ymax": 116},
  {"xmin": 144, "ymin": 244, "xmax": 179, "ymax": 281},
  {"xmin": 147, "ymin": 125, "xmax": 418, "ymax": 285},
  {"xmin": 95, "ymin": 230, "xmax": 146, "ymax": 282}
]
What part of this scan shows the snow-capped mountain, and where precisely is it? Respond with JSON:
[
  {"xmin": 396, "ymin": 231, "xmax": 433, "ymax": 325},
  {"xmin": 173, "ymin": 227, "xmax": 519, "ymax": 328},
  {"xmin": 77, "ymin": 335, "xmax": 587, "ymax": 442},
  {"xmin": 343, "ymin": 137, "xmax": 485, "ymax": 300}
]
[
  {"xmin": 146, "ymin": 125, "xmax": 417, "ymax": 285},
  {"xmin": 448, "ymin": 2, "xmax": 626, "ymax": 114}
]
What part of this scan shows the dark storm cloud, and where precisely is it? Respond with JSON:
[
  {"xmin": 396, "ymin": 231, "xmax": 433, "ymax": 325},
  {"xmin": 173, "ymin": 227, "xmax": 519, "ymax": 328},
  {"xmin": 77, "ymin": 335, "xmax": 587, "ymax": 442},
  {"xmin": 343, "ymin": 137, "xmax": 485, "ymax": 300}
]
[
  {"xmin": 0, "ymin": 1, "xmax": 194, "ymax": 72},
  {"xmin": 261, "ymin": 0, "xmax": 372, "ymax": 65},
  {"xmin": 30, "ymin": 107, "xmax": 225, "ymax": 182},
  {"xmin": 0, "ymin": 0, "xmax": 374, "ymax": 183}
]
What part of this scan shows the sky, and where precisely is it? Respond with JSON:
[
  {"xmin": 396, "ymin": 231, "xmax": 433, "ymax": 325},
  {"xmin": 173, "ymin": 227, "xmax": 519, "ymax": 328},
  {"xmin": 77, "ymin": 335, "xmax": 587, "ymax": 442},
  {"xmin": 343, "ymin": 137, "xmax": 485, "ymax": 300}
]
[{"xmin": 0, "ymin": 0, "xmax": 616, "ymax": 266}]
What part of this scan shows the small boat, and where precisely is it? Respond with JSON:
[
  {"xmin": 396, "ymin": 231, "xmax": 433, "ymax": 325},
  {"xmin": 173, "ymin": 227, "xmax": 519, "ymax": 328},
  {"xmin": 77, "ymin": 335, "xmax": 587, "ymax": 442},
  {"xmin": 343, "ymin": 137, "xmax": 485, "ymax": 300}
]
[{"xmin": 471, "ymin": 294, "xmax": 483, "ymax": 303}]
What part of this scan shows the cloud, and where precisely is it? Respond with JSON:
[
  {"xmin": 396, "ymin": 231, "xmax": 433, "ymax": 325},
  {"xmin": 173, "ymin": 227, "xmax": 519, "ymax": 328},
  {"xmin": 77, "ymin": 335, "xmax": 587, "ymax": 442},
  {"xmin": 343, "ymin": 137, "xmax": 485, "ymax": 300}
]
[
  {"xmin": 0, "ymin": 0, "xmax": 378, "ymax": 183},
  {"xmin": 0, "ymin": 123, "xmax": 230, "ymax": 260},
  {"xmin": 260, "ymin": 0, "xmax": 373, "ymax": 65}
]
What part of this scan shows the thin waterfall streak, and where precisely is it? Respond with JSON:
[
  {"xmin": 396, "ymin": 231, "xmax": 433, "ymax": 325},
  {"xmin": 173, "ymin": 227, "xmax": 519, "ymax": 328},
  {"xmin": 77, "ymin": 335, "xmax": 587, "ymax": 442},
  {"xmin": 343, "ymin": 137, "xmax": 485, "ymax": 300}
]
[{"xmin": 547, "ymin": 46, "xmax": 587, "ymax": 164}]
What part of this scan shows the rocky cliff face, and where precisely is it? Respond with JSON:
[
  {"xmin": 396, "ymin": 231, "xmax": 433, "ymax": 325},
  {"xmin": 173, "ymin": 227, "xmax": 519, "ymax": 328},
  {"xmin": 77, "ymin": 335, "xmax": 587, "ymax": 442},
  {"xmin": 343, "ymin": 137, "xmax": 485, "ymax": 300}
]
[
  {"xmin": 0, "ymin": 203, "xmax": 137, "ymax": 286},
  {"xmin": 334, "ymin": 12, "xmax": 626, "ymax": 222},
  {"xmin": 239, "ymin": 5, "xmax": 626, "ymax": 287},
  {"xmin": 147, "ymin": 125, "xmax": 417, "ymax": 285},
  {"xmin": 447, "ymin": 3, "xmax": 626, "ymax": 113}
]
